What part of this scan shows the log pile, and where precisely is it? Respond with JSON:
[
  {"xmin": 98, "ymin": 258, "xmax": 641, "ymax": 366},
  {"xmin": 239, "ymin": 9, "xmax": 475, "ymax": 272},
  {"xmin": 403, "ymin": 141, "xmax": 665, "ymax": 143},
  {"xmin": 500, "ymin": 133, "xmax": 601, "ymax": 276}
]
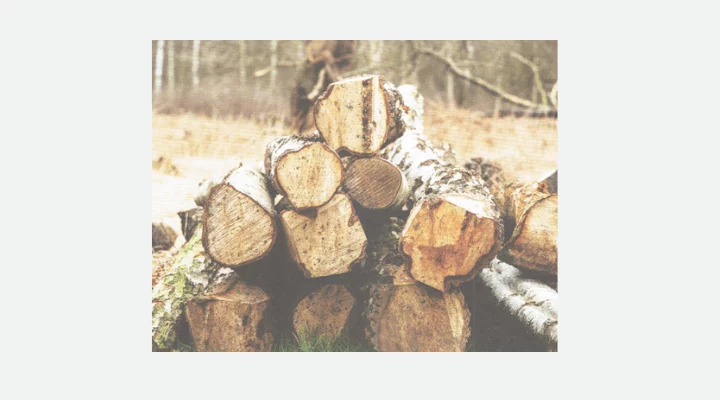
[{"xmin": 151, "ymin": 76, "xmax": 558, "ymax": 352}]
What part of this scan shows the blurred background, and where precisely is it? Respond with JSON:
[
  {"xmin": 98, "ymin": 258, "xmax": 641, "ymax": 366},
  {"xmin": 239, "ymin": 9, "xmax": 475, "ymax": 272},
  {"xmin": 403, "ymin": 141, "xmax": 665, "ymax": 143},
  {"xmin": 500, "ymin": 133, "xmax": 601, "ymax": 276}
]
[{"xmin": 152, "ymin": 40, "xmax": 557, "ymax": 235}]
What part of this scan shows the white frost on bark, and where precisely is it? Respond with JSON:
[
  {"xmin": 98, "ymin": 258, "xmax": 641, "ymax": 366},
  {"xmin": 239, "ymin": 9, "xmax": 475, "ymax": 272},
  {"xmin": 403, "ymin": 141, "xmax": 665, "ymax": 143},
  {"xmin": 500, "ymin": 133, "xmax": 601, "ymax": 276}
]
[
  {"xmin": 479, "ymin": 259, "xmax": 558, "ymax": 345},
  {"xmin": 154, "ymin": 40, "xmax": 165, "ymax": 95},
  {"xmin": 192, "ymin": 40, "xmax": 200, "ymax": 87}
]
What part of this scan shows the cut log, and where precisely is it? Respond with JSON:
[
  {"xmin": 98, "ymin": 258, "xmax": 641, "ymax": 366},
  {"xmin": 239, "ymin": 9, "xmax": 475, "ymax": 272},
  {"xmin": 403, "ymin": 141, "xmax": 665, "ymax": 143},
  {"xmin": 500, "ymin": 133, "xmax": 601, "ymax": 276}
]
[
  {"xmin": 152, "ymin": 221, "xmax": 178, "ymax": 251},
  {"xmin": 292, "ymin": 284, "xmax": 357, "ymax": 340},
  {"xmin": 365, "ymin": 283, "xmax": 471, "ymax": 352},
  {"xmin": 186, "ymin": 282, "xmax": 274, "ymax": 352},
  {"xmin": 313, "ymin": 75, "xmax": 406, "ymax": 155},
  {"xmin": 465, "ymin": 158, "xmax": 558, "ymax": 275},
  {"xmin": 381, "ymin": 134, "xmax": 503, "ymax": 292},
  {"xmin": 479, "ymin": 259, "xmax": 558, "ymax": 347},
  {"xmin": 343, "ymin": 156, "xmax": 409, "ymax": 210},
  {"xmin": 264, "ymin": 134, "xmax": 344, "ymax": 209},
  {"xmin": 202, "ymin": 164, "xmax": 276, "ymax": 267},
  {"xmin": 152, "ymin": 227, "xmax": 239, "ymax": 351},
  {"xmin": 280, "ymin": 192, "xmax": 367, "ymax": 278},
  {"xmin": 177, "ymin": 207, "xmax": 203, "ymax": 241}
]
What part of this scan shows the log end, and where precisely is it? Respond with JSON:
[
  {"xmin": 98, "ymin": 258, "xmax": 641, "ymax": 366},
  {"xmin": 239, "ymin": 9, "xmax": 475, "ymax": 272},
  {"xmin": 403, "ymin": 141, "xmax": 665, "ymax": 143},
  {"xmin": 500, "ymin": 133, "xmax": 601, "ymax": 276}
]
[
  {"xmin": 401, "ymin": 194, "xmax": 503, "ymax": 291},
  {"xmin": 343, "ymin": 157, "xmax": 408, "ymax": 210},
  {"xmin": 203, "ymin": 183, "xmax": 276, "ymax": 267},
  {"xmin": 499, "ymin": 194, "xmax": 558, "ymax": 275},
  {"xmin": 276, "ymin": 142, "xmax": 343, "ymax": 209},
  {"xmin": 292, "ymin": 284, "xmax": 357, "ymax": 340}
]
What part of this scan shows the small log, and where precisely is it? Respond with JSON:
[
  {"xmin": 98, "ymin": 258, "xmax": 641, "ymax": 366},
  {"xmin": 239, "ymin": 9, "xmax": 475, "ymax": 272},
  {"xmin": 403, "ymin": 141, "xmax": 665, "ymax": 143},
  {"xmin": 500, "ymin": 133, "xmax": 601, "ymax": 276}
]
[
  {"xmin": 466, "ymin": 158, "xmax": 557, "ymax": 275},
  {"xmin": 292, "ymin": 284, "xmax": 357, "ymax": 340},
  {"xmin": 186, "ymin": 282, "xmax": 274, "ymax": 352},
  {"xmin": 313, "ymin": 75, "xmax": 406, "ymax": 155},
  {"xmin": 177, "ymin": 207, "xmax": 203, "ymax": 241},
  {"xmin": 152, "ymin": 221, "xmax": 178, "ymax": 251},
  {"xmin": 365, "ymin": 283, "xmax": 471, "ymax": 352},
  {"xmin": 381, "ymin": 134, "xmax": 503, "ymax": 292},
  {"xmin": 479, "ymin": 259, "xmax": 557, "ymax": 347},
  {"xmin": 343, "ymin": 156, "xmax": 409, "ymax": 210},
  {"xmin": 264, "ymin": 134, "xmax": 344, "ymax": 209},
  {"xmin": 280, "ymin": 192, "xmax": 367, "ymax": 278},
  {"xmin": 152, "ymin": 227, "xmax": 239, "ymax": 351},
  {"xmin": 203, "ymin": 164, "xmax": 276, "ymax": 267}
]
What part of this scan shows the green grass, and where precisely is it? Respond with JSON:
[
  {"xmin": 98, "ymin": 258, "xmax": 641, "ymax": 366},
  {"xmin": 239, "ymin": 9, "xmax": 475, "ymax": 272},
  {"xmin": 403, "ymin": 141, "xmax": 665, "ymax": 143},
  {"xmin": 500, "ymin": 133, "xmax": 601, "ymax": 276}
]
[{"xmin": 273, "ymin": 329, "xmax": 372, "ymax": 352}]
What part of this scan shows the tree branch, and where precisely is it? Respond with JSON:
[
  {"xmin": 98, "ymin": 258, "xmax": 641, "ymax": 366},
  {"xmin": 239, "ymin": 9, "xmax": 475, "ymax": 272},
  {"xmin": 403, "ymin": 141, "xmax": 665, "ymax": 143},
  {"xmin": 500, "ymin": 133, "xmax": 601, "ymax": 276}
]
[
  {"xmin": 509, "ymin": 52, "xmax": 550, "ymax": 109},
  {"xmin": 413, "ymin": 44, "xmax": 551, "ymax": 112}
]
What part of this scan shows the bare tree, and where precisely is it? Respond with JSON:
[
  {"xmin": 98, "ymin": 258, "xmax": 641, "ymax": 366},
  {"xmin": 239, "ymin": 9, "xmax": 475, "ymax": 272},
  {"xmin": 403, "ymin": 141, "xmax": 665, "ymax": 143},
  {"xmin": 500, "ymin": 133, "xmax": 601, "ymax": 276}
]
[
  {"xmin": 238, "ymin": 40, "xmax": 247, "ymax": 86},
  {"xmin": 269, "ymin": 40, "xmax": 278, "ymax": 91},
  {"xmin": 444, "ymin": 41, "xmax": 455, "ymax": 107},
  {"xmin": 192, "ymin": 40, "xmax": 200, "ymax": 88},
  {"xmin": 154, "ymin": 40, "xmax": 165, "ymax": 95},
  {"xmin": 167, "ymin": 40, "xmax": 175, "ymax": 93}
]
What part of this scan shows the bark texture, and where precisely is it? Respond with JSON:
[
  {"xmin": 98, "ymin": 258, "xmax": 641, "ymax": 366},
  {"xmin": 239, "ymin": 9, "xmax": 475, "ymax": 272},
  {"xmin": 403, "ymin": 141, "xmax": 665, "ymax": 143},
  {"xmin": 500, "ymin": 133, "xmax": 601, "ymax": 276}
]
[
  {"xmin": 292, "ymin": 284, "xmax": 357, "ymax": 340},
  {"xmin": 465, "ymin": 158, "xmax": 557, "ymax": 275},
  {"xmin": 381, "ymin": 134, "xmax": 503, "ymax": 292},
  {"xmin": 314, "ymin": 75, "xmax": 406, "ymax": 155},
  {"xmin": 479, "ymin": 259, "xmax": 558, "ymax": 346},
  {"xmin": 343, "ymin": 156, "xmax": 409, "ymax": 210},
  {"xmin": 203, "ymin": 164, "xmax": 276, "ymax": 267},
  {"xmin": 186, "ymin": 282, "xmax": 274, "ymax": 352},
  {"xmin": 152, "ymin": 227, "xmax": 239, "ymax": 351},
  {"xmin": 264, "ymin": 134, "xmax": 343, "ymax": 209},
  {"xmin": 279, "ymin": 193, "xmax": 367, "ymax": 278}
]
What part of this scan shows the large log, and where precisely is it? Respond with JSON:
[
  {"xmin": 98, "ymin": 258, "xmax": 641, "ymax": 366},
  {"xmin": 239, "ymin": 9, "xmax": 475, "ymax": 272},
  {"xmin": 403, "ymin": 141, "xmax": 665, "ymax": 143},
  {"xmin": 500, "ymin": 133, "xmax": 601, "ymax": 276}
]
[
  {"xmin": 279, "ymin": 192, "xmax": 367, "ymax": 278},
  {"xmin": 381, "ymin": 134, "xmax": 503, "ymax": 292},
  {"xmin": 466, "ymin": 158, "xmax": 557, "ymax": 276},
  {"xmin": 152, "ymin": 227, "xmax": 239, "ymax": 351},
  {"xmin": 343, "ymin": 156, "xmax": 409, "ymax": 210},
  {"xmin": 313, "ymin": 75, "xmax": 406, "ymax": 156},
  {"xmin": 264, "ymin": 134, "xmax": 344, "ymax": 209},
  {"xmin": 202, "ymin": 164, "xmax": 276, "ymax": 267},
  {"xmin": 186, "ymin": 282, "xmax": 275, "ymax": 352},
  {"xmin": 478, "ymin": 259, "xmax": 558, "ymax": 347},
  {"xmin": 292, "ymin": 284, "xmax": 357, "ymax": 340}
]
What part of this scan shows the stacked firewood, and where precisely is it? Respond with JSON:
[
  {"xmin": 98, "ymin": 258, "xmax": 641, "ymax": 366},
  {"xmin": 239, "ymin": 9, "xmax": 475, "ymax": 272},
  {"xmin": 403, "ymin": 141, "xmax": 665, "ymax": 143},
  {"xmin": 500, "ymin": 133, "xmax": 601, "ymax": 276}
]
[{"xmin": 151, "ymin": 75, "xmax": 559, "ymax": 352}]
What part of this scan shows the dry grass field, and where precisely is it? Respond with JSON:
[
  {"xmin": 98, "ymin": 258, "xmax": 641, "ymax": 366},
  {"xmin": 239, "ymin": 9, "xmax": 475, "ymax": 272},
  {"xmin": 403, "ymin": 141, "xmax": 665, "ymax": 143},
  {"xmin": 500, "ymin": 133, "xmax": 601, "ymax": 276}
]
[{"xmin": 152, "ymin": 107, "xmax": 557, "ymax": 240}]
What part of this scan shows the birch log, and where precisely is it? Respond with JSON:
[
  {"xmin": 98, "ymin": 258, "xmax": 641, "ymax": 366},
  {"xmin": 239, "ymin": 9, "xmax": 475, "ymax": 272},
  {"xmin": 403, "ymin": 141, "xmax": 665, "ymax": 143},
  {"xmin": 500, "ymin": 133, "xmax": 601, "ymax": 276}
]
[
  {"xmin": 343, "ymin": 156, "xmax": 409, "ymax": 210},
  {"xmin": 292, "ymin": 284, "xmax": 357, "ymax": 340},
  {"xmin": 465, "ymin": 158, "xmax": 558, "ymax": 275},
  {"xmin": 479, "ymin": 259, "xmax": 558, "ymax": 346},
  {"xmin": 279, "ymin": 193, "xmax": 367, "ymax": 278},
  {"xmin": 203, "ymin": 164, "xmax": 276, "ymax": 267},
  {"xmin": 264, "ymin": 134, "xmax": 343, "ymax": 209},
  {"xmin": 381, "ymin": 134, "xmax": 503, "ymax": 292},
  {"xmin": 152, "ymin": 227, "xmax": 239, "ymax": 351},
  {"xmin": 314, "ymin": 75, "xmax": 406, "ymax": 155},
  {"xmin": 186, "ymin": 282, "xmax": 274, "ymax": 352}
]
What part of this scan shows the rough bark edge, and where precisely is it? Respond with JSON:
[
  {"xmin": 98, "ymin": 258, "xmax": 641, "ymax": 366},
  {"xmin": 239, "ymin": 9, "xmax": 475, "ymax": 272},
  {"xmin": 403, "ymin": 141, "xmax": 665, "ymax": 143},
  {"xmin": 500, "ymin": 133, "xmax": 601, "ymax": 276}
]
[
  {"xmin": 363, "ymin": 283, "xmax": 394, "ymax": 351},
  {"xmin": 479, "ymin": 259, "xmax": 558, "ymax": 346},
  {"xmin": 444, "ymin": 288, "xmax": 472, "ymax": 351},
  {"xmin": 201, "ymin": 165, "xmax": 277, "ymax": 268}
]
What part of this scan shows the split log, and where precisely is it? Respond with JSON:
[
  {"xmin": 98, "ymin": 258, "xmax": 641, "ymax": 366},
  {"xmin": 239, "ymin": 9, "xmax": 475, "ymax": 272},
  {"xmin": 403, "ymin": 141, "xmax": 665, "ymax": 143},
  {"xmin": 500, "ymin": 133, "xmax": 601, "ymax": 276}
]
[
  {"xmin": 292, "ymin": 284, "xmax": 357, "ymax": 340},
  {"xmin": 203, "ymin": 164, "xmax": 276, "ymax": 267},
  {"xmin": 343, "ymin": 156, "xmax": 409, "ymax": 210},
  {"xmin": 313, "ymin": 75, "xmax": 406, "ymax": 156},
  {"xmin": 152, "ymin": 221, "xmax": 178, "ymax": 251},
  {"xmin": 365, "ymin": 284, "xmax": 471, "ymax": 352},
  {"xmin": 279, "ymin": 192, "xmax": 367, "ymax": 278},
  {"xmin": 152, "ymin": 227, "xmax": 239, "ymax": 351},
  {"xmin": 177, "ymin": 207, "xmax": 203, "ymax": 241},
  {"xmin": 465, "ymin": 158, "xmax": 557, "ymax": 275},
  {"xmin": 264, "ymin": 134, "xmax": 344, "ymax": 209},
  {"xmin": 479, "ymin": 259, "xmax": 558, "ymax": 347},
  {"xmin": 186, "ymin": 282, "xmax": 274, "ymax": 352},
  {"xmin": 381, "ymin": 134, "xmax": 503, "ymax": 292}
]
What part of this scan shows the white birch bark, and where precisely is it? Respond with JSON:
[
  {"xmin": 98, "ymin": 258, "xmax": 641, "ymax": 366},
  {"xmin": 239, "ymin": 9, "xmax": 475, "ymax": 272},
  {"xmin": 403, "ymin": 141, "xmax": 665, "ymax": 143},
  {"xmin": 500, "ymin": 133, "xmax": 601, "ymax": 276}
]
[
  {"xmin": 154, "ymin": 40, "xmax": 165, "ymax": 95},
  {"xmin": 479, "ymin": 259, "xmax": 558, "ymax": 345},
  {"xmin": 167, "ymin": 40, "xmax": 175, "ymax": 92},
  {"xmin": 192, "ymin": 40, "xmax": 200, "ymax": 88}
]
